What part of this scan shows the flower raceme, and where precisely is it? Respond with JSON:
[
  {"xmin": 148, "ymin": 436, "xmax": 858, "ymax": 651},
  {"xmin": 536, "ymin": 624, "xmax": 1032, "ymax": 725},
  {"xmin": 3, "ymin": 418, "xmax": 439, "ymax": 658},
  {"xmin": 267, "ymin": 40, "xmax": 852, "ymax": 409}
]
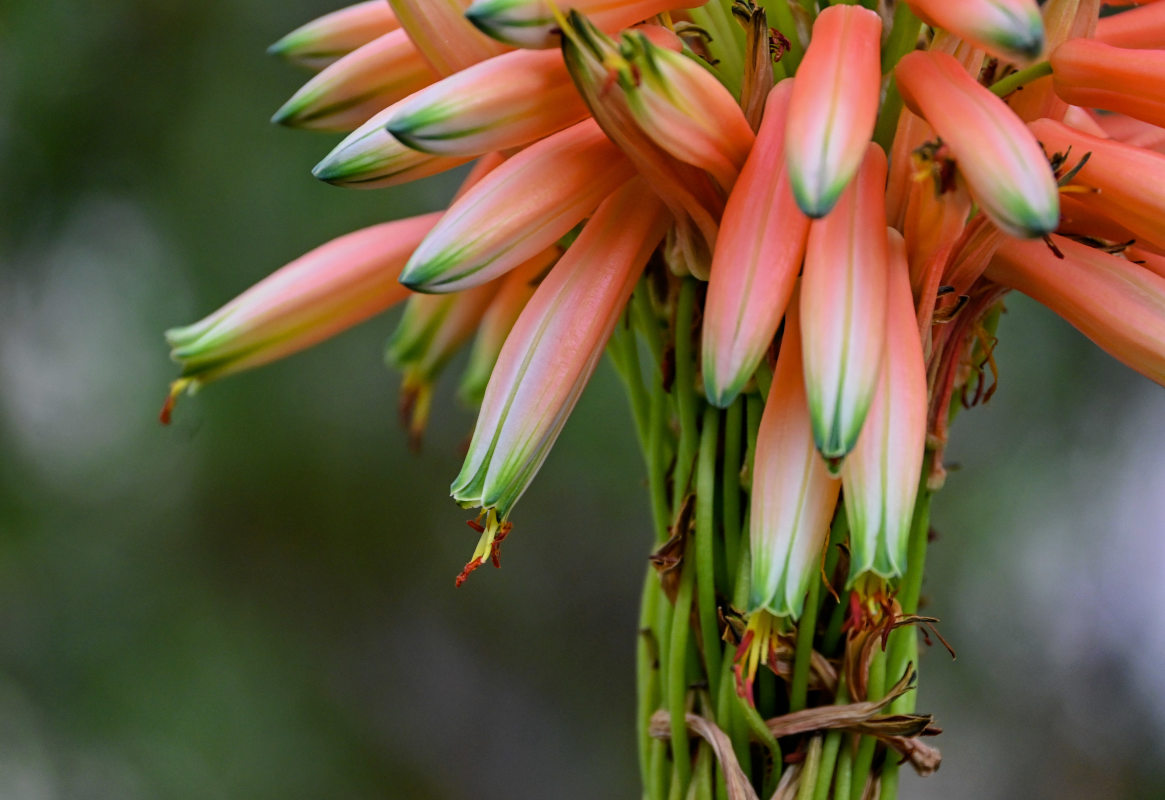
[
  {"xmin": 163, "ymin": 2, "xmax": 1165, "ymax": 795},
  {"xmin": 167, "ymin": 2, "xmax": 1165, "ymax": 627}
]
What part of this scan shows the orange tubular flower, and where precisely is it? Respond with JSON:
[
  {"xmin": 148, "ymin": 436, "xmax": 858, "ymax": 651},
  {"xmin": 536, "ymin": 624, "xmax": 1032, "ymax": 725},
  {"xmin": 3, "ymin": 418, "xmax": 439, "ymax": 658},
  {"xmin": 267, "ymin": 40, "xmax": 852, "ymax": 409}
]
[
  {"xmin": 272, "ymin": 30, "xmax": 438, "ymax": 131},
  {"xmin": 784, "ymin": 5, "xmax": 882, "ymax": 218},
  {"xmin": 268, "ymin": 1, "xmax": 400, "ymax": 70},
  {"xmin": 1031, "ymin": 117, "xmax": 1165, "ymax": 250},
  {"xmin": 384, "ymin": 48, "xmax": 589, "ymax": 157},
  {"xmin": 896, "ymin": 50, "xmax": 1060, "ymax": 238},
  {"xmin": 164, "ymin": 212, "xmax": 441, "ymax": 399},
  {"xmin": 986, "ymin": 236, "xmax": 1165, "ymax": 385},
  {"xmin": 702, "ymin": 79, "xmax": 808, "ymax": 408},
  {"xmin": 904, "ymin": 0, "xmax": 1045, "ymax": 61},
  {"xmin": 388, "ymin": 0, "xmax": 507, "ymax": 76},
  {"xmin": 800, "ymin": 144, "xmax": 889, "ymax": 466},
  {"xmin": 399, "ymin": 120, "xmax": 635, "ymax": 292},
  {"xmin": 450, "ymin": 180, "xmax": 668, "ymax": 539},
  {"xmin": 1051, "ymin": 38, "xmax": 1165, "ymax": 128},
  {"xmin": 841, "ymin": 230, "xmax": 928, "ymax": 583},
  {"xmin": 1095, "ymin": 2, "xmax": 1165, "ymax": 49},
  {"xmin": 749, "ymin": 296, "xmax": 841, "ymax": 619},
  {"xmin": 312, "ymin": 104, "xmax": 473, "ymax": 188}
]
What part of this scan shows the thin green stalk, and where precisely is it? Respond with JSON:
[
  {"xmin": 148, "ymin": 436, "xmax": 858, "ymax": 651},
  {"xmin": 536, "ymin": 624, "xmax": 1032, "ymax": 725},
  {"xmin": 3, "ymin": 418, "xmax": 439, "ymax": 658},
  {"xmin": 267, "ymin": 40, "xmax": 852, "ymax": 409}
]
[
  {"xmin": 722, "ymin": 399, "xmax": 744, "ymax": 590},
  {"xmin": 672, "ymin": 279, "xmax": 700, "ymax": 517},
  {"xmin": 833, "ymin": 740, "xmax": 853, "ymax": 800},
  {"xmin": 638, "ymin": 567, "xmax": 663, "ymax": 798},
  {"xmin": 609, "ymin": 322, "xmax": 650, "ymax": 455},
  {"xmin": 812, "ymin": 730, "xmax": 842, "ymax": 800},
  {"xmin": 885, "ymin": 483, "xmax": 933, "ymax": 704},
  {"xmin": 715, "ymin": 645, "xmax": 752, "ymax": 782},
  {"xmin": 989, "ymin": 61, "xmax": 1053, "ymax": 97},
  {"xmin": 789, "ymin": 574, "xmax": 820, "ymax": 713},
  {"xmin": 848, "ymin": 647, "xmax": 887, "ymax": 800},
  {"xmin": 880, "ymin": 761, "xmax": 900, "ymax": 800},
  {"xmin": 795, "ymin": 736, "xmax": 824, "ymax": 800},
  {"xmin": 692, "ymin": 742, "xmax": 715, "ymax": 800},
  {"xmin": 872, "ymin": 78, "xmax": 904, "ymax": 154},
  {"xmin": 696, "ymin": 405, "xmax": 723, "ymax": 700},
  {"xmin": 667, "ymin": 546, "xmax": 698, "ymax": 792},
  {"xmin": 880, "ymin": 3, "xmax": 921, "ymax": 74}
]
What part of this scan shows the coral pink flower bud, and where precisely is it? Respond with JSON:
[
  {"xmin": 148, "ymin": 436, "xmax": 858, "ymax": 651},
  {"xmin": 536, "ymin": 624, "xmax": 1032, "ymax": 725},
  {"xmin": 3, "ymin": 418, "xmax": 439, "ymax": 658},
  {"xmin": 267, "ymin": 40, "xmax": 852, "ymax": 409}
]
[
  {"xmin": 1031, "ymin": 117, "xmax": 1165, "ymax": 251},
  {"xmin": 465, "ymin": 0, "xmax": 693, "ymax": 49},
  {"xmin": 312, "ymin": 104, "xmax": 473, "ymax": 188},
  {"xmin": 268, "ymin": 0, "xmax": 400, "ymax": 71},
  {"xmin": 618, "ymin": 35, "xmax": 754, "ymax": 192},
  {"xmin": 1051, "ymin": 38, "xmax": 1165, "ymax": 128},
  {"xmin": 842, "ymin": 230, "xmax": 928, "ymax": 583},
  {"xmin": 459, "ymin": 249, "xmax": 557, "ymax": 405},
  {"xmin": 702, "ymin": 80, "xmax": 809, "ymax": 408},
  {"xmin": 800, "ymin": 144, "xmax": 889, "ymax": 467},
  {"xmin": 388, "ymin": 0, "xmax": 508, "ymax": 76},
  {"xmin": 896, "ymin": 50, "xmax": 1060, "ymax": 238},
  {"xmin": 451, "ymin": 179, "xmax": 668, "ymax": 521},
  {"xmin": 903, "ymin": 0, "xmax": 1045, "ymax": 61},
  {"xmin": 400, "ymin": 120, "xmax": 635, "ymax": 292},
  {"xmin": 1096, "ymin": 2, "xmax": 1165, "ymax": 49},
  {"xmin": 784, "ymin": 5, "xmax": 882, "ymax": 218},
  {"xmin": 164, "ymin": 212, "xmax": 441, "ymax": 401},
  {"xmin": 560, "ymin": 14, "xmax": 722, "ymax": 276},
  {"xmin": 271, "ymin": 30, "xmax": 438, "ymax": 131},
  {"xmin": 749, "ymin": 295, "xmax": 841, "ymax": 619},
  {"xmin": 986, "ymin": 236, "xmax": 1165, "ymax": 386},
  {"xmin": 385, "ymin": 49, "xmax": 589, "ymax": 157}
]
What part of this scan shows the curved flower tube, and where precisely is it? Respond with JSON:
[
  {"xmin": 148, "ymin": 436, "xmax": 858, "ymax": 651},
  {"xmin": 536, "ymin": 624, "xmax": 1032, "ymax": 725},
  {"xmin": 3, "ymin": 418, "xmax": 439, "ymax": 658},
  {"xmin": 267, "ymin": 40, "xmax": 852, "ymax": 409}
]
[
  {"xmin": 896, "ymin": 50, "xmax": 1060, "ymax": 238},
  {"xmin": 399, "ymin": 119, "xmax": 635, "ymax": 292},
  {"xmin": 784, "ymin": 4, "xmax": 882, "ymax": 218},
  {"xmin": 904, "ymin": 0, "xmax": 1044, "ymax": 61},
  {"xmin": 986, "ymin": 235, "xmax": 1165, "ymax": 385},
  {"xmin": 1051, "ymin": 38, "xmax": 1165, "ymax": 128},
  {"xmin": 451, "ymin": 179, "xmax": 668, "ymax": 522},
  {"xmin": 842, "ymin": 230, "xmax": 928, "ymax": 584},
  {"xmin": 268, "ymin": 0, "xmax": 400, "ymax": 70},
  {"xmin": 800, "ymin": 144, "xmax": 889, "ymax": 467},
  {"xmin": 702, "ymin": 79, "xmax": 808, "ymax": 408},
  {"xmin": 388, "ymin": 0, "xmax": 507, "ymax": 75},
  {"xmin": 312, "ymin": 104, "xmax": 473, "ymax": 188},
  {"xmin": 749, "ymin": 294, "xmax": 841, "ymax": 619},
  {"xmin": 272, "ymin": 29, "xmax": 437, "ymax": 131},
  {"xmin": 384, "ymin": 48, "xmax": 589, "ymax": 156},
  {"xmin": 164, "ymin": 212, "xmax": 441, "ymax": 405}
]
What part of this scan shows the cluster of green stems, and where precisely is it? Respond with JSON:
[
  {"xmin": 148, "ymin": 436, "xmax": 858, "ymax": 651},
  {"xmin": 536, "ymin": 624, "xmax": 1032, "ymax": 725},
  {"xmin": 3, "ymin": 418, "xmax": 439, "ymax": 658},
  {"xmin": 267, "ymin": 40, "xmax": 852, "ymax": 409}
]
[{"xmin": 608, "ymin": 275, "xmax": 935, "ymax": 800}]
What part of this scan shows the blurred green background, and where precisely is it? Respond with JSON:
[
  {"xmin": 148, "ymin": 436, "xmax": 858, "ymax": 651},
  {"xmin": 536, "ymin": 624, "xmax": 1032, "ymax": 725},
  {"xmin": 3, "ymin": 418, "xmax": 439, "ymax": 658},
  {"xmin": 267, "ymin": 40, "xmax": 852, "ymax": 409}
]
[{"xmin": 2, "ymin": 1, "xmax": 1164, "ymax": 797}]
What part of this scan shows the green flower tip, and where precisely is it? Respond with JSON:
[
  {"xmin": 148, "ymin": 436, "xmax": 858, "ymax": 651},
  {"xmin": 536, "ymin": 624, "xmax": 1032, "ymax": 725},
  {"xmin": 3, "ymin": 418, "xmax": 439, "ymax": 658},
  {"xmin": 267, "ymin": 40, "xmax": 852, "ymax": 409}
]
[{"xmin": 789, "ymin": 177, "xmax": 842, "ymax": 220}]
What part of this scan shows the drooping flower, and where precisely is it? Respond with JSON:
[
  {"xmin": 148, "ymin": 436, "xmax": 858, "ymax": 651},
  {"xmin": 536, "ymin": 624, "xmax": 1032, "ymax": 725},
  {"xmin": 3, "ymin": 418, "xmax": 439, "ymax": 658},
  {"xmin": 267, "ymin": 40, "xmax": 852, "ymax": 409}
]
[
  {"xmin": 701, "ymin": 79, "xmax": 807, "ymax": 408},
  {"xmin": 896, "ymin": 50, "xmax": 1061, "ymax": 238},
  {"xmin": 842, "ymin": 230, "xmax": 928, "ymax": 583},
  {"xmin": 903, "ymin": 0, "xmax": 1045, "ymax": 61},
  {"xmin": 799, "ymin": 143, "xmax": 889, "ymax": 467},
  {"xmin": 783, "ymin": 5, "xmax": 882, "ymax": 218},
  {"xmin": 749, "ymin": 293, "xmax": 841, "ymax": 619},
  {"xmin": 450, "ymin": 179, "xmax": 668, "ymax": 563}
]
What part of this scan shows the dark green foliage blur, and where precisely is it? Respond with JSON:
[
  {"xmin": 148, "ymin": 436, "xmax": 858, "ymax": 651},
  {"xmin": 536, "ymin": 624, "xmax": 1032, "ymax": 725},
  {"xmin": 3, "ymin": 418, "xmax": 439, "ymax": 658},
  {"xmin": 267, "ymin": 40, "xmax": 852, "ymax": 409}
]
[{"xmin": 1, "ymin": 1, "xmax": 1163, "ymax": 798}]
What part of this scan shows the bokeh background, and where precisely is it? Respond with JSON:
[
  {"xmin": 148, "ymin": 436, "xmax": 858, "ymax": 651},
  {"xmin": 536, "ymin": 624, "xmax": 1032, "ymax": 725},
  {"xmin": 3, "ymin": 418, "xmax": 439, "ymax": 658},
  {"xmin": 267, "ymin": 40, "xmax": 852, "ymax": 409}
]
[{"xmin": 2, "ymin": 1, "xmax": 1164, "ymax": 798}]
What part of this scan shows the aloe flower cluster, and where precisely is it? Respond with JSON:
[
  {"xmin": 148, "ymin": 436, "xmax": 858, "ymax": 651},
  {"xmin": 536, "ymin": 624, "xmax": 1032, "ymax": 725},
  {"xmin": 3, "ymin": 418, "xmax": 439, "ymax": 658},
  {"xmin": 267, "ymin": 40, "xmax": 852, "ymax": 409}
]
[{"xmin": 164, "ymin": 0, "xmax": 1165, "ymax": 797}]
